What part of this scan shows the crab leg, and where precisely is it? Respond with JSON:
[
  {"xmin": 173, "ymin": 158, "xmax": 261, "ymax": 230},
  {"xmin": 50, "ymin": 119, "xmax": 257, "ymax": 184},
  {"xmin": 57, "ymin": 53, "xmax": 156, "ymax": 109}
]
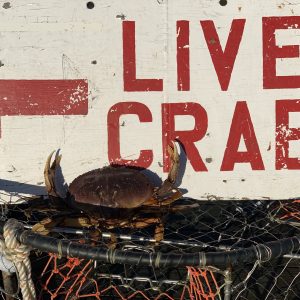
[
  {"xmin": 143, "ymin": 189, "xmax": 183, "ymax": 207},
  {"xmin": 44, "ymin": 151, "xmax": 62, "ymax": 197},
  {"xmin": 154, "ymin": 221, "xmax": 164, "ymax": 244}
]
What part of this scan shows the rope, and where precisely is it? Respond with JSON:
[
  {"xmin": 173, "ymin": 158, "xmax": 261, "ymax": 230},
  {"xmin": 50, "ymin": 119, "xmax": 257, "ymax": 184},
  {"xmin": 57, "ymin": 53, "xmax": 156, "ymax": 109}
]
[{"xmin": 0, "ymin": 219, "xmax": 36, "ymax": 300}]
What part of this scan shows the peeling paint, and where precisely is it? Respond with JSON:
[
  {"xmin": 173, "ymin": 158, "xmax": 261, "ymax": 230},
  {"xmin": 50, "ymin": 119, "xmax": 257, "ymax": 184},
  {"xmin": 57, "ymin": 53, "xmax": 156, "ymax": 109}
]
[
  {"xmin": 7, "ymin": 165, "xmax": 16, "ymax": 173},
  {"xmin": 207, "ymin": 195, "xmax": 222, "ymax": 201},
  {"xmin": 205, "ymin": 157, "xmax": 213, "ymax": 163},
  {"xmin": 2, "ymin": 2, "xmax": 11, "ymax": 9},
  {"xmin": 116, "ymin": 14, "xmax": 126, "ymax": 20}
]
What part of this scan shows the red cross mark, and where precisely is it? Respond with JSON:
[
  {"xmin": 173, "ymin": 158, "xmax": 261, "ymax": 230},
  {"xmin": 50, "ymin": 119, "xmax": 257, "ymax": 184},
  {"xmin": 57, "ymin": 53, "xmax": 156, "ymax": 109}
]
[{"xmin": 0, "ymin": 79, "xmax": 88, "ymax": 138}]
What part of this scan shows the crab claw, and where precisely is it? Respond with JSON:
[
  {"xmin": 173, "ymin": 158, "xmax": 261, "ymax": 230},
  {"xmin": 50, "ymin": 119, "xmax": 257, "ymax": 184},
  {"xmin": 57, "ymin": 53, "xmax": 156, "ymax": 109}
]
[
  {"xmin": 167, "ymin": 141, "xmax": 179, "ymax": 184},
  {"xmin": 156, "ymin": 141, "xmax": 180, "ymax": 196},
  {"xmin": 44, "ymin": 150, "xmax": 62, "ymax": 197}
]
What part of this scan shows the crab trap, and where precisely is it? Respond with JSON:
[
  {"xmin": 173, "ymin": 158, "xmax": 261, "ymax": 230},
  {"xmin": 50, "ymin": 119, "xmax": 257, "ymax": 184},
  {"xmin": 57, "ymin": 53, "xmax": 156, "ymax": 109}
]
[
  {"xmin": 0, "ymin": 197, "xmax": 299, "ymax": 300},
  {"xmin": 0, "ymin": 145, "xmax": 299, "ymax": 300}
]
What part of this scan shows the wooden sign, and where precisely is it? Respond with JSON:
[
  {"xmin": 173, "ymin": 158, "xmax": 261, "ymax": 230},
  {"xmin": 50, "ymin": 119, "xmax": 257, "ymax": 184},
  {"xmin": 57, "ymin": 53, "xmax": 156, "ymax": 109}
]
[{"xmin": 1, "ymin": 0, "xmax": 300, "ymax": 202}]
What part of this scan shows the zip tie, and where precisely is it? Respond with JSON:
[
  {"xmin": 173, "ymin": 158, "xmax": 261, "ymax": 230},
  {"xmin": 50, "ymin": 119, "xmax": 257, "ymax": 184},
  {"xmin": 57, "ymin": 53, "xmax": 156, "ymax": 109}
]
[
  {"xmin": 108, "ymin": 248, "xmax": 116, "ymax": 264},
  {"xmin": 199, "ymin": 251, "xmax": 206, "ymax": 268},
  {"xmin": 154, "ymin": 252, "xmax": 162, "ymax": 268},
  {"xmin": 57, "ymin": 240, "xmax": 63, "ymax": 259}
]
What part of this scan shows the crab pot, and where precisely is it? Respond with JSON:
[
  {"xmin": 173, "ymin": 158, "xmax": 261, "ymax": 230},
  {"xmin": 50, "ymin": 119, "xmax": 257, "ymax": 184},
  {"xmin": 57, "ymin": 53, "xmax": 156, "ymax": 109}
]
[{"xmin": 0, "ymin": 200, "xmax": 299, "ymax": 299}]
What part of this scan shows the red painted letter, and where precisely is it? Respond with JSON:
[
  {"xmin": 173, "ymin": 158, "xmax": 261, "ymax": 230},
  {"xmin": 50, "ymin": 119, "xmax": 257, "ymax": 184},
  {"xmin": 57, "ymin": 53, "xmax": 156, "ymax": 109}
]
[
  {"xmin": 221, "ymin": 101, "xmax": 264, "ymax": 171},
  {"xmin": 162, "ymin": 102, "xmax": 208, "ymax": 172},
  {"xmin": 107, "ymin": 102, "xmax": 153, "ymax": 168},
  {"xmin": 200, "ymin": 19, "xmax": 246, "ymax": 91},
  {"xmin": 263, "ymin": 17, "xmax": 300, "ymax": 89},
  {"xmin": 177, "ymin": 20, "xmax": 190, "ymax": 91},
  {"xmin": 276, "ymin": 100, "xmax": 300, "ymax": 169},
  {"xmin": 122, "ymin": 21, "xmax": 163, "ymax": 92}
]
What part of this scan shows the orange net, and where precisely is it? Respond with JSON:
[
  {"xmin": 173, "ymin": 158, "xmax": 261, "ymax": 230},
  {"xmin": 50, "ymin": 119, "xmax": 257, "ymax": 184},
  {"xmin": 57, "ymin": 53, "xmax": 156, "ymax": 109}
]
[
  {"xmin": 278, "ymin": 199, "xmax": 300, "ymax": 222},
  {"xmin": 38, "ymin": 254, "xmax": 222, "ymax": 300},
  {"xmin": 270, "ymin": 199, "xmax": 300, "ymax": 225},
  {"xmin": 39, "ymin": 254, "xmax": 99, "ymax": 299},
  {"xmin": 186, "ymin": 267, "xmax": 221, "ymax": 300}
]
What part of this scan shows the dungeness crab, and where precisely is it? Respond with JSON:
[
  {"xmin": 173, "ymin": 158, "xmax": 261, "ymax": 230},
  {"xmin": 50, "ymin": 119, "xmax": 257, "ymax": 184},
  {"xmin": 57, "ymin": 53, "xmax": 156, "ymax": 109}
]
[{"xmin": 32, "ymin": 142, "xmax": 192, "ymax": 243}]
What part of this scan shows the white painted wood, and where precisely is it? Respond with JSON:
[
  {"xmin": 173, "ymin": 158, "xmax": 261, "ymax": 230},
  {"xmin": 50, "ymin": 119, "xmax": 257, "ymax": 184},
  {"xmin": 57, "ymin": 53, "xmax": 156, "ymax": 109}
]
[{"xmin": 0, "ymin": 0, "xmax": 300, "ymax": 202}]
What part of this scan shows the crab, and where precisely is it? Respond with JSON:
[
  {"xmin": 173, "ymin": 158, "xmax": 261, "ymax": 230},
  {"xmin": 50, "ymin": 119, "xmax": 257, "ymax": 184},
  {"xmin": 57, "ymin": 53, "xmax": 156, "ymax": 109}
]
[{"xmin": 31, "ymin": 142, "xmax": 192, "ymax": 243}]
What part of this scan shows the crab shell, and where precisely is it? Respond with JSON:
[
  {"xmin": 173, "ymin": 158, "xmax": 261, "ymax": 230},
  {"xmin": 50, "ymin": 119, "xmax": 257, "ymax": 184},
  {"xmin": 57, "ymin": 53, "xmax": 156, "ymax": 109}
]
[{"xmin": 69, "ymin": 166, "xmax": 154, "ymax": 209}]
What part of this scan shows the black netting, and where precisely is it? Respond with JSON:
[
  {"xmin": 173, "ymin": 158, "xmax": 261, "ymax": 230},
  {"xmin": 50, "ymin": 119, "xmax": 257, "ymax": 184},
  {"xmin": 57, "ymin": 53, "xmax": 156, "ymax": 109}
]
[{"xmin": 0, "ymin": 196, "xmax": 299, "ymax": 299}]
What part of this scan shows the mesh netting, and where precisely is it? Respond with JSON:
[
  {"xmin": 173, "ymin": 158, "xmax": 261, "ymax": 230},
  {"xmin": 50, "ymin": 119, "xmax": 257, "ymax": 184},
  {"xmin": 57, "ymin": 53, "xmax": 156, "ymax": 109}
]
[{"xmin": 0, "ymin": 196, "xmax": 299, "ymax": 299}]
